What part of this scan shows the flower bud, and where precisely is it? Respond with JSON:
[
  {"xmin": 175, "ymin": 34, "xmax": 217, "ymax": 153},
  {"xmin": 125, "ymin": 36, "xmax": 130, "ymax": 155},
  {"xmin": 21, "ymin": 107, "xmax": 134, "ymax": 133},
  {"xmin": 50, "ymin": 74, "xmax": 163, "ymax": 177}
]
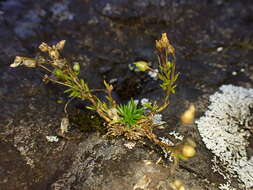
[
  {"xmin": 73, "ymin": 62, "xmax": 80, "ymax": 72},
  {"xmin": 182, "ymin": 144, "xmax": 196, "ymax": 158},
  {"xmin": 54, "ymin": 69, "xmax": 63, "ymax": 77},
  {"xmin": 133, "ymin": 61, "xmax": 150, "ymax": 72},
  {"xmin": 181, "ymin": 104, "xmax": 196, "ymax": 124}
]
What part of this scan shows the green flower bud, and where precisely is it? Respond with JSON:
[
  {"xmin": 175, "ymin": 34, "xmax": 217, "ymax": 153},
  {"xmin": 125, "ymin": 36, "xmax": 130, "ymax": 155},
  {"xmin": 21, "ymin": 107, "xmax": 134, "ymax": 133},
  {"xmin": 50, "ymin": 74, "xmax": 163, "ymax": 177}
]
[
  {"xmin": 54, "ymin": 69, "xmax": 63, "ymax": 77},
  {"xmin": 73, "ymin": 62, "xmax": 80, "ymax": 72},
  {"xmin": 133, "ymin": 61, "xmax": 150, "ymax": 72}
]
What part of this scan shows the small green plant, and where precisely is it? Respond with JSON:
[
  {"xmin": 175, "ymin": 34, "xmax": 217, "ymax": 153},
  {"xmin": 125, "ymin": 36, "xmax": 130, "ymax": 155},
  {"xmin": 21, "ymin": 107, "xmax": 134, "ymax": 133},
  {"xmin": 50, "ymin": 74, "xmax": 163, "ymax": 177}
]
[
  {"xmin": 11, "ymin": 33, "xmax": 196, "ymax": 169},
  {"xmin": 117, "ymin": 99, "xmax": 144, "ymax": 128}
]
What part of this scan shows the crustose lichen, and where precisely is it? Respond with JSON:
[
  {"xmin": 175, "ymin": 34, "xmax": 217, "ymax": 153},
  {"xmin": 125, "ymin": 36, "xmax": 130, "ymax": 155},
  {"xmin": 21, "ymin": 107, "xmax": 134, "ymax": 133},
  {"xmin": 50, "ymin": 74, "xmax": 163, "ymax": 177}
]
[{"xmin": 196, "ymin": 85, "xmax": 253, "ymax": 189}]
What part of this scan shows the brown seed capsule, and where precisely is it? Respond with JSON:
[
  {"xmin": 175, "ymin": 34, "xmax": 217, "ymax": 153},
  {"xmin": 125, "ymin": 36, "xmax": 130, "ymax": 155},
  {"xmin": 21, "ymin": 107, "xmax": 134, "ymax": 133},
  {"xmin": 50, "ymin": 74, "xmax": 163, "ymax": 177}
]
[
  {"xmin": 49, "ymin": 49, "xmax": 60, "ymax": 60},
  {"xmin": 39, "ymin": 42, "xmax": 49, "ymax": 52},
  {"xmin": 10, "ymin": 56, "xmax": 23, "ymax": 67},
  {"xmin": 10, "ymin": 56, "xmax": 36, "ymax": 68},
  {"xmin": 56, "ymin": 40, "xmax": 66, "ymax": 50},
  {"xmin": 22, "ymin": 58, "xmax": 37, "ymax": 68}
]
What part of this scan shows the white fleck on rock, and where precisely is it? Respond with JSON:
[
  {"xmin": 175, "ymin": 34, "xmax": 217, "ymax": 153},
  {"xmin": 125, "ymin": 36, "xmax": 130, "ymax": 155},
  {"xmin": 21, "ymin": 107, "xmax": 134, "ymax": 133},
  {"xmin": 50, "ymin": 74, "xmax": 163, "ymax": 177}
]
[
  {"xmin": 159, "ymin": 137, "xmax": 175, "ymax": 161},
  {"xmin": 232, "ymin": 71, "xmax": 237, "ymax": 76},
  {"xmin": 140, "ymin": 98, "xmax": 150, "ymax": 105},
  {"xmin": 46, "ymin": 136, "xmax": 59, "ymax": 142},
  {"xmin": 148, "ymin": 69, "xmax": 158, "ymax": 80},
  {"xmin": 151, "ymin": 114, "xmax": 166, "ymax": 125},
  {"xmin": 169, "ymin": 131, "xmax": 184, "ymax": 141},
  {"xmin": 196, "ymin": 84, "xmax": 253, "ymax": 189},
  {"xmin": 219, "ymin": 182, "xmax": 237, "ymax": 190},
  {"xmin": 124, "ymin": 141, "xmax": 136, "ymax": 150},
  {"xmin": 217, "ymin": 47, "xmax": 224, "ymax": 52}
]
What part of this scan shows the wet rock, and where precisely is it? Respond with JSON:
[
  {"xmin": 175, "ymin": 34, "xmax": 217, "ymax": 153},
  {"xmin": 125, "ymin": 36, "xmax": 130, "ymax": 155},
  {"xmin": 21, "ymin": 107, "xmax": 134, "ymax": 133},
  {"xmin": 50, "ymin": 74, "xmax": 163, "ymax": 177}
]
[
  {"xmin": 14, "ymin": 10, "xmax": 41, "ymax": 39},
  {"xmin": 50, "ymin": 0, "xmax": 74, "ymax": 22}
]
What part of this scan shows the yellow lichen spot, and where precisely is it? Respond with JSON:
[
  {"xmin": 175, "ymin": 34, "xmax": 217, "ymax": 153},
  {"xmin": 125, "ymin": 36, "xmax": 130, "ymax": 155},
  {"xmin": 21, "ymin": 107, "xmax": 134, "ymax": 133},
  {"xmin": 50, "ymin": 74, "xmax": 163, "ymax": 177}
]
[{"xmin": 181, "ymin": 104, "xmax": 196, "ymax": 124}]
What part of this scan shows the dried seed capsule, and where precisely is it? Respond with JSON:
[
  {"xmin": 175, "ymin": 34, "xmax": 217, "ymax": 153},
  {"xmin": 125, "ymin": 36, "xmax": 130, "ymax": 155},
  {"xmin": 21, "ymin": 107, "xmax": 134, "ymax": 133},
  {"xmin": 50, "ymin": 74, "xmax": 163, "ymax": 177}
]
[
  {"xmin": 56, "ymin": 40, "xmax": 66, "ymax": 50},
  {"xmin": 39, "ymin": 42, "xmax": 49, "ymax": 52}
]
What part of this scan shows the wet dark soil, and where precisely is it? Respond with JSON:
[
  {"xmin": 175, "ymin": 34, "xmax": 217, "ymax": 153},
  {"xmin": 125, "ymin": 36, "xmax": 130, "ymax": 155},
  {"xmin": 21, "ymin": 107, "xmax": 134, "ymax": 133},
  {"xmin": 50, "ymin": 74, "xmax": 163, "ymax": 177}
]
[{"xmin": 0, "ymin": 0, "xmax": 253, "ymax": 189}]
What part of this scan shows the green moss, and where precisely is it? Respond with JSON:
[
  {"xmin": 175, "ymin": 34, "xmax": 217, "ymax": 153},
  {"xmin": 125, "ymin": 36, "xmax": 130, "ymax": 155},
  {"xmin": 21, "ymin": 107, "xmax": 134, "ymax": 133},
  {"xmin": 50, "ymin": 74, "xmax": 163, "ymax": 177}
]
[{"xmin": 69, "ymin": 110, "xmax": 106, "ymax": 134}]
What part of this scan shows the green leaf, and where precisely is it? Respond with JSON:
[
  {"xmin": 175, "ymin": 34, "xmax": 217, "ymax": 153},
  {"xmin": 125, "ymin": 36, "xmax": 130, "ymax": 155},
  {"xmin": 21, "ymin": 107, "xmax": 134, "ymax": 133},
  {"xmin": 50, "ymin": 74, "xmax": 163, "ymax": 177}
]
[
  {"xmin": 116, "ymin": 98, "xmax": 145, "ymax": 128},
  {"xmin": 173, "ymin": 73, "xmax": 179, "ymax": 82},
  {"xmin": 166, "ymin": 70, "xmax": 171, "ymax": 76},
  {"xmin": 166, "ymin": 61, "xmax": 172, "ymax": 68},
  {"xmin": 158, "ymin": 73, "xmax": 166, "ymax": 81},
  {"xmin": 69, "ymin": 91, "xmax": 80, "ymax": 97},
  {"xmin": 86, "ymin": 105, "xmax": 95, "ymax": 110},
  {"xmin": 64, "ymin": 89, "xmax": 73, "ymax": 93}
]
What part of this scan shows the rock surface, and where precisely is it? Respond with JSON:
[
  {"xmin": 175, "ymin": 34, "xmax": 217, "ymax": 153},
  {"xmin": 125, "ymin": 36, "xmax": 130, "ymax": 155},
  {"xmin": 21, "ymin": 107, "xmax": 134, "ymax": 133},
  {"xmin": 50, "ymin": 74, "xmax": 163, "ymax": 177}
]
[{"xmin": 0, "ymin": 0, "xmax": 253, "ymax": 189}]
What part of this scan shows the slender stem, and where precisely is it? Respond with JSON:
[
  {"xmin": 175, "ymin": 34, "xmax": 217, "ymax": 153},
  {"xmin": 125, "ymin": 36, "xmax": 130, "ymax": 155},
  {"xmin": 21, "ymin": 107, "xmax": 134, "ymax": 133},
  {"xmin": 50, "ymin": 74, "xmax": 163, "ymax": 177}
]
[
  {"xmin": 88, "ymin": 95, "xmax": 112, "ymax": 122},
  {"xmin": 68, "ymin": 70, "xmax": 83, "ymax": 88},
  {"xmin": 90, "ymin": 89, "xmax": 107, "ymax": 93},
  {"xmin": 64, "ymin": 97, "xmax": 75, "ymax": 114},
  {"xmin": 39, "ymin": 65, "xmax": 53, "ymax": 73},
  {"xmin": 145, "ymin": 128, "xmax": 175, "ymax": 152},
  {"xmin": 48, "ymin": 78, "xmax": 73, "ymax": 88}
]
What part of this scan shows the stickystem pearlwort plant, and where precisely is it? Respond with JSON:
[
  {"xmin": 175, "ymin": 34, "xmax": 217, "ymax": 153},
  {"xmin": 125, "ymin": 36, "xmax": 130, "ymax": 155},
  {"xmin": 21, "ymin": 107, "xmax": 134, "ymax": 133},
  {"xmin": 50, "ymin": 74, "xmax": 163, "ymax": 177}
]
[{"xmin": 10, "ymin": 33, "xmax": 196, "ymax": 171}]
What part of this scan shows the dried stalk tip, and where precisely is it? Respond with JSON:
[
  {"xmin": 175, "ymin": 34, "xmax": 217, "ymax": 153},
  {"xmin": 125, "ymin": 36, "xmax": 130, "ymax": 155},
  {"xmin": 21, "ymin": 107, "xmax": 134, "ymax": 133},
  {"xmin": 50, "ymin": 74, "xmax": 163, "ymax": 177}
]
[
  {"xmin": 10, "ymin": 56, "xmax": 36, "ymax": 68},
  {"xmin": 55, "ymin": 40, "xmax": 66, "ymax": 51},
  {"xmin": 39, "ymin": 42, "xmax": 50, "ymax": 52},
  {"xmin": 156, "ymin": 33, "xmax": 175, "ymax": 55}
]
